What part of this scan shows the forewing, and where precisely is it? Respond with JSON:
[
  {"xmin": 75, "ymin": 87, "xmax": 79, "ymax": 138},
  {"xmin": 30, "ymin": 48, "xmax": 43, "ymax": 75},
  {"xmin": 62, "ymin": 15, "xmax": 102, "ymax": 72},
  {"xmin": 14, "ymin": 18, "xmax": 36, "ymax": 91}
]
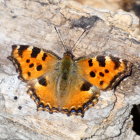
[
  {"xmin": 8, "ymin": 45, "xmax": 60, "ymax": 81},
  {"xmin": 76, "ymin": 56, "xmax": 132, "ymax": 90}
]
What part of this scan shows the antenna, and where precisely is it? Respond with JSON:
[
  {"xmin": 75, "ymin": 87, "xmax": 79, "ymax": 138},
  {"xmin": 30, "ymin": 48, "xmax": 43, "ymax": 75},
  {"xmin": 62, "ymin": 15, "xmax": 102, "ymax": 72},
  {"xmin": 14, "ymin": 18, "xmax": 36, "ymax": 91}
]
[
  {"xmin": 54, "ymin": 26, "xmax": 67, "ymax": 51},
  {"xmin": 71, "ymin": 29, "xmax": 89, "ymax": 52}
]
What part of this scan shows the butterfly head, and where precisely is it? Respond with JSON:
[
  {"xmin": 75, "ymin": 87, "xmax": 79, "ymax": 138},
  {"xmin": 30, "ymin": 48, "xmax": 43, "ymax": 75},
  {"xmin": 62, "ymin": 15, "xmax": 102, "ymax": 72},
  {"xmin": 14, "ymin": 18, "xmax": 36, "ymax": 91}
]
[{"xmin": 63, "ymin": 50, "xmax": 74, "ymax": 59}]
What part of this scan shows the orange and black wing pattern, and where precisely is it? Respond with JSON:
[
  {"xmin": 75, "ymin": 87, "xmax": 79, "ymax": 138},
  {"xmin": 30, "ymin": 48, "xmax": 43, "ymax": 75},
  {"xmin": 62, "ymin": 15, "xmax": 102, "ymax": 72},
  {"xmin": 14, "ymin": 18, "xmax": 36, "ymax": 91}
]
[
  {"xmin": 76, "ymin": 55, "xmax": 132, "ymax": 90},
  {"xmin": 8, "ymin": 45, "xmax": 60, "ymax": 81},
  {"xmin": 60, "ymin": 79, "xmax": 100, "ymax": 116},
  {"xmin": 28, "ymin": 74, "xmax": 100, "ymax": 117},
  {"xmin": 8, "ymin": 46, "xmax": 132, "ymax": 117},
  {"xmin": 8, "ymin": 45, "xmax": 61, "ymax": 114}
]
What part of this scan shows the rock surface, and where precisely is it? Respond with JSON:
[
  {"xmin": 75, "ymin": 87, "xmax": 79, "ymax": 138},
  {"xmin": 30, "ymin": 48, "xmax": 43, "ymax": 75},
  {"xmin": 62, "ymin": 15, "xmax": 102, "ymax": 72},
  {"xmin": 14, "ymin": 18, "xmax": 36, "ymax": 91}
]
[{"xmin": 0, "ymin": 0, "xmax": 140, "ymax": 140}]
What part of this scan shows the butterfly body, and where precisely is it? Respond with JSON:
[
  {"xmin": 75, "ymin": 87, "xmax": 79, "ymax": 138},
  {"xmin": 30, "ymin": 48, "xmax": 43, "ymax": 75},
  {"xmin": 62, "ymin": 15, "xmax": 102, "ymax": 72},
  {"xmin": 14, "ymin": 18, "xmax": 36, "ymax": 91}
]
[
  {"xmin": 55, "ymin": 52, "xmax": 77, "ymax": 107},
  {"xmin": 8, "ymin": 45, "xmax": 132, "ymax": 116}
]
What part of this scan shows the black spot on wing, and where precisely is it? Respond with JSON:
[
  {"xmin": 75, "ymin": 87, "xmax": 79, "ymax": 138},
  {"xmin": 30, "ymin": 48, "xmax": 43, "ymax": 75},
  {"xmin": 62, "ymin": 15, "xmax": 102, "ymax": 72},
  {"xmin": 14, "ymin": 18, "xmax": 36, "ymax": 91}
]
[
  {"xmin": 96, "ymin": 56, "xmax": 106, "ymax": 67},
  {"xmin": 80, "ymin": 81, "xmax": 92, "ymax": 91},
  {"xmin": 31, "ymin": 47, "xmax": 41, "ymax": 58},
  {"xmin": 26, "ymin": 59, "xmax": 30, "ymax": 63},
  {"xmin": 100, "ymin": 81, "xmax": 104, "ymax": 85},
  {"xmin": 90, "ymin": 71, "xmax": 95, "ymax": 77},
  {"xmin": 38, "ymin": 77, "xmax": 47, "ymax": 86},
  {"xmin": 42, "ymin": 53, "xmax": 47, "ymax": 61},
  {"xmin": 17, "ymin": 45, "xmax": 29, "ymax": 56},
  {"xmin": 99, "ymin": 72, "xmax": 104, "ymax": 77},
  {"xmin": 105, "ymin": 69, "xmax": 109, "ymax": 73},
  {"xmin": 88, "ymin": 59, "xmax": 93, "ymax": 67},
  {"xmin": 110, "ymin": 56, "xmax": 121, "ymax": 69},
  {"xmin": 27, "ymin": 72, "xmax": 31, "ymax": 76},
  {"xmin": 29, "ymin": 63, "xmax": 34, "ymax": 68},
  {"xmin": 36, "ymin": 65, "xmax": 42, "ymax": 71}
]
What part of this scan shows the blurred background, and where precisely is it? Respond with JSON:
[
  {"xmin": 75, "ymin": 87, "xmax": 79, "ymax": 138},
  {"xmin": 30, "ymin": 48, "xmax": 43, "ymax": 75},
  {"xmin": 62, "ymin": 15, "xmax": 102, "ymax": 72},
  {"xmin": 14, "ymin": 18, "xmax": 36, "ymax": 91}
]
[{"xmin": 74, "ymin": 0, "xmax": 140, "ymax": 18}]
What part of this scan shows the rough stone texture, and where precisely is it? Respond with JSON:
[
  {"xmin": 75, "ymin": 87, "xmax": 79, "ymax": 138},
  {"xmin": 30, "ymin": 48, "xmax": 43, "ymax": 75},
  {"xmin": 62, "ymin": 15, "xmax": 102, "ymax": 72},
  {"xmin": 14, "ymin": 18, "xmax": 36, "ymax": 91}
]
[{"xmin": 0, "ymin": 0, "xmax": 140, "ymax": 140}]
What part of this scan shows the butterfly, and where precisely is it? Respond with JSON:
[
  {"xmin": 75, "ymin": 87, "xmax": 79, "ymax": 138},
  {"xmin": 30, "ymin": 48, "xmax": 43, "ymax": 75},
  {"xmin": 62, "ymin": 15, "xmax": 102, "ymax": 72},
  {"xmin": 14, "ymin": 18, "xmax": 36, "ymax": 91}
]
[{"xmin": 8, "ymin": 28, "xmax": 132, "ymax": 117}]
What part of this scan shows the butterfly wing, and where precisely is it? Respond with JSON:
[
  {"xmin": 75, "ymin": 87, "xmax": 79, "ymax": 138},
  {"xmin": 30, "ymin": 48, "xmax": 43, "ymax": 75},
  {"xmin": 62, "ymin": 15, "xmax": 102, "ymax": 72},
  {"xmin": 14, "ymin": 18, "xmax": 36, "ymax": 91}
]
[
  {"xmin": 76, "ymin": 55, "xmax": 132, "ymax": 90},
  {"xmin": 60, "ymin": 78, "xmax": 100, "ymax": 116},
  {"xmin": 8, "ymin": 45, "xmax": 60, "ymax": 81},
  {"xmin": 57, "ymin": 55, "xmax": 132, "ymax": 116},
  {"xmin": 9, "ymin": 45, "xmax": 61, "ymax": 113},
  {"xmin": 27, "ymin": 71, "xmax": 100, "ymax": 116},
  {"xmin": 27, "ymin": 72, "xmax": 59, "ymax": 113},
  {"xmin": 9, "ymin": 47, "xmax": 132, "ymax": 117}
]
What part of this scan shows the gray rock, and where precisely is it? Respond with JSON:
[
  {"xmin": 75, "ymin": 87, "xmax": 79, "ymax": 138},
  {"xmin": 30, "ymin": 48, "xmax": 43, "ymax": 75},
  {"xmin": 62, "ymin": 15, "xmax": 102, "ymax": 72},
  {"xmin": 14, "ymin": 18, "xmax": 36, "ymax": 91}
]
[{"xmin": 0, "ymin": 0, "xmax": 140, "ymax": 140}]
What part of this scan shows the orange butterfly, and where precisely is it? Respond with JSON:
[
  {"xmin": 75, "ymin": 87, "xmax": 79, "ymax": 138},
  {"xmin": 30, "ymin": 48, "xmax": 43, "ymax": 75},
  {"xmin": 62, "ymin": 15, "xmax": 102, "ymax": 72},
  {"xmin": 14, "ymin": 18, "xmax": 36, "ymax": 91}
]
[{"xmin": 8, "ymin": 28, "xmax": 132, "ymax": 117}]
